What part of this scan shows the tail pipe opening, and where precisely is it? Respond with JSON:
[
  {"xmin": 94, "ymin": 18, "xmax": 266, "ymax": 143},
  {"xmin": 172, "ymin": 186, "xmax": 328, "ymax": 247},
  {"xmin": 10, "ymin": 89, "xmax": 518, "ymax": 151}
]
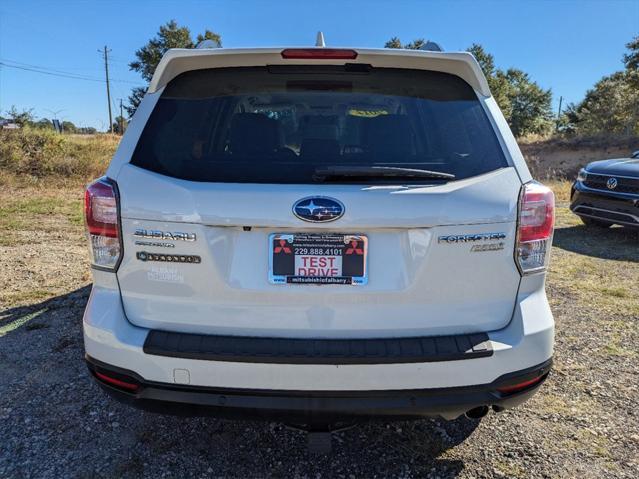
[{"xmin": 465, "ymin": 405, "xmax": 490, "ymax": 419}]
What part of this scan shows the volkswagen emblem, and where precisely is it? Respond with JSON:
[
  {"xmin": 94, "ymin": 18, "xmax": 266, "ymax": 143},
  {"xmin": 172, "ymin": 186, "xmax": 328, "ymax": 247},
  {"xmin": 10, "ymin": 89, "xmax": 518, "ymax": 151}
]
[
  {"xmin": 606, "ymin": 177, "xmax": 618, "ymax": 190},
  {"xmin": 293, "ymin": 197, "xmax": 344, "ymax": 222}
]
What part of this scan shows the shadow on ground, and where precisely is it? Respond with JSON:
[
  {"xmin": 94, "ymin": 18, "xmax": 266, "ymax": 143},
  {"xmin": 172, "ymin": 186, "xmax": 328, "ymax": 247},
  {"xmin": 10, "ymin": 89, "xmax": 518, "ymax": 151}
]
[
  {"xmin": 553, "ymin": 224, "xmax": 639, "ymax": 262},
  {"xmin": 1, "ymin": 286, "xmax": 479, "ymax": 477}
]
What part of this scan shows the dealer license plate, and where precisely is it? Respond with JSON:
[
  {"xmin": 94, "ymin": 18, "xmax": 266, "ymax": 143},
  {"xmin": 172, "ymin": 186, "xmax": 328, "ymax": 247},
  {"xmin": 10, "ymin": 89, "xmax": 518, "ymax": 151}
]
[{"xmin": 268, "ymin": 233, "xmax": 368, "ymax": 285}]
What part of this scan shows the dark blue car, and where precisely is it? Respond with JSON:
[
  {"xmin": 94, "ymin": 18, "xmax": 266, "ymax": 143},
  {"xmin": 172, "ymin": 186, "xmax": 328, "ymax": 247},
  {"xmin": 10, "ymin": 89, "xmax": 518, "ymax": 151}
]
[{"xmin": 571, "ymin": 150, "xmax": 639, "ymax": 229}]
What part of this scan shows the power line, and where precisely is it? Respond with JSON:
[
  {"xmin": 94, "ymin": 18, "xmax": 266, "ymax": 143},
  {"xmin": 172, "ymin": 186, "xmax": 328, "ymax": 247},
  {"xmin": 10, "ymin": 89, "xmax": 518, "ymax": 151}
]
[
  {"xmin": 0, "ymin": 62, "xmax": 105, "ymax": 82},
  {"xmin": 0, "ymin": 59, "xmax": 144, "ymax": 85},
  {"xmin": 1, "ymin": 57, "xmax": 103, "ymax": 74}
]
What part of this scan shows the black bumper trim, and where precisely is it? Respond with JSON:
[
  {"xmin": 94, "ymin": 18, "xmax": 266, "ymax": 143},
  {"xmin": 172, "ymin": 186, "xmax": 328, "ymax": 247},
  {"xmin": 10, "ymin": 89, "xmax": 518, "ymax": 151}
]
[
  {"xmin": 86, "ymin": 355, "xmax": 551, "ymax": 422},
  {"xmin": 570, "ymin": 184, "xmax": 639, "ymax": 227},
  {"xmin": 142, "ymin": 330, "xmax": 493, "ymax": 365}
]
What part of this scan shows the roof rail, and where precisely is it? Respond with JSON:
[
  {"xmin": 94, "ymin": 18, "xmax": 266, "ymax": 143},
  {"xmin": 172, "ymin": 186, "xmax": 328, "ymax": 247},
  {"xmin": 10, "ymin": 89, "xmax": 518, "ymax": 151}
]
[{"xmin": 419, "ymin": 41, "xmax": 443, "ymax": 52}]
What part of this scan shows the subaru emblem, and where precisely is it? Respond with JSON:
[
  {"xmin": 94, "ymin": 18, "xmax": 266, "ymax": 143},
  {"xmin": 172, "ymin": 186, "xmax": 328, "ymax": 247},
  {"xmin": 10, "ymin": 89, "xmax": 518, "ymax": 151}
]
[
  {"xmin": 606, "ymin": 177, "xmax": 618, "ymax": 190},
  {"xmin": 293, "ymin": 196, "xmax": 344, "ymax": 222}
]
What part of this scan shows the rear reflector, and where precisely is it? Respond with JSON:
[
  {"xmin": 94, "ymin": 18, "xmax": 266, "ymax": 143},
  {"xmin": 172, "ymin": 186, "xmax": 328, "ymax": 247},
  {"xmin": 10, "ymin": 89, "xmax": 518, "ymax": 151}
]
[
  {"xmin": 516, "ymin": 181, "xmax": 555, "ymax": 274},
  {"xmin": 85, "ymin": 177, "xmax": 122, "ymax": 270},
  {"xmin": 281, "ymin": 48, "xmax": 358, "ymax": 60},
  {"xmin": 497, "ymin": 374, "xmax": 545, "ymax": 394},
  {"xmin": 94, "ymin": 371, "xmax": 140, "ymax": 392}
]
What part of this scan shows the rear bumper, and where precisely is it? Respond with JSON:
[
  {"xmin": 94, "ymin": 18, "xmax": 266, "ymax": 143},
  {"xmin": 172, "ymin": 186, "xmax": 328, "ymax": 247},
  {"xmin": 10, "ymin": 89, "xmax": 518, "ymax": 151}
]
[
  {"xmin": 570, "ymin": 182, "xmax": 639, "ymax": 228},
  {"xmin": 86, "ymin": 355, "xmax": 551, "ymax": 422},
  {"xmin": 83, "ymin": 270, "xmax": 554, "ymax": 420}
]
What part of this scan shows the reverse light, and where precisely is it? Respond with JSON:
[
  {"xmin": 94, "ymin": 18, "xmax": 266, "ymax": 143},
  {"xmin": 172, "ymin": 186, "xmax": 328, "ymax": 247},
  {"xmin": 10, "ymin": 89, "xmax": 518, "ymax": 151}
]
[
  {"xmin": 516, "ymin": 181, "xmax": 555, "ymax": 274},
  {"xmin": 85, "ymin": 177, "xmax": 121, "ymax": 270},
  {"xmin": 281, "ymin": 48, "xmax": 358, "ymax": 60}
]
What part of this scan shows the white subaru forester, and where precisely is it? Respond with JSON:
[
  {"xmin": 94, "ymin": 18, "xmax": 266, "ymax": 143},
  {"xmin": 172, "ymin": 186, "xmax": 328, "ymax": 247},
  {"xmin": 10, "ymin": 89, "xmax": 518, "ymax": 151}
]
[{"xmin": 83, "ymin": 45, "xmax": 555, "ymax": 428}]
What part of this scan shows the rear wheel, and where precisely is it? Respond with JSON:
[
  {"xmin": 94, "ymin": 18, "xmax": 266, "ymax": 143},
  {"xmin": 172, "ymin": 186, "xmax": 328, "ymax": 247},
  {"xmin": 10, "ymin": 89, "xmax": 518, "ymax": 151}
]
[{"xmin": 580, "ymin": 216, "xmax": 612, "ymax": 228}]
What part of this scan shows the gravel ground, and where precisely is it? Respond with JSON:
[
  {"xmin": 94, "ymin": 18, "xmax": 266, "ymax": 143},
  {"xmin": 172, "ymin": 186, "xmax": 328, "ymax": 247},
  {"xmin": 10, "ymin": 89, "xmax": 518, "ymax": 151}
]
[{"xmin": 1, "ymin": 185, "xmax": 638, "ymax": 478}]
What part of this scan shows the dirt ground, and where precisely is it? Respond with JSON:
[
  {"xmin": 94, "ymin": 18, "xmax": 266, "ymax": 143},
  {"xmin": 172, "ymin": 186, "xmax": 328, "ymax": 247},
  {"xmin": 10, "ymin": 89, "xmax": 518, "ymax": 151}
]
[{"xmin": 0, "ymin": 182, "xmax": 638, "ymax": 478}]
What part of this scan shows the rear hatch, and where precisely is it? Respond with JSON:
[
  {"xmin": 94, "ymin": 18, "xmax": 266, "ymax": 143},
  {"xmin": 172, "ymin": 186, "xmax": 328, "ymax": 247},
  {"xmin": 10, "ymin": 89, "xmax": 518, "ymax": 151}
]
[{"xmin": 114, "ymin": 64, "xmax": 522, "ymax": 338}]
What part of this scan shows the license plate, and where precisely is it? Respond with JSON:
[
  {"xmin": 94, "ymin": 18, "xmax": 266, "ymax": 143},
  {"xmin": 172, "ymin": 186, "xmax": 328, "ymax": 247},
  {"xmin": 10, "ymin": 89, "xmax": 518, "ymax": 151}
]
[{"xmin": 268, "ymin": 233, "xmax": 368, "ymax": 285}]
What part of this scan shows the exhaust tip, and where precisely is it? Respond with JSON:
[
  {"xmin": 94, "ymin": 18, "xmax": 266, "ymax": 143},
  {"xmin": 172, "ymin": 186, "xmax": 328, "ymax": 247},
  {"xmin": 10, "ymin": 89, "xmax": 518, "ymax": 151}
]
[{"xmin": 465, "ymin": 405, "xmax": 490, "ymax": 419}]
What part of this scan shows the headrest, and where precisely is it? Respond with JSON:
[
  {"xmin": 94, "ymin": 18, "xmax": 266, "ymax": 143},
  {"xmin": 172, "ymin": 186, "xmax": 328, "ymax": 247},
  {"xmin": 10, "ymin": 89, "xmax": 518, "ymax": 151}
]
[
  {"xmin": 300, "ymin": 138, "xmax": 341, "ymax": 160},
  {"xmin": 229, "ymin": 113, "xmax": 282, "ymax": 155},
  {"xmin": 299, "ymin": 115, "xmax": 339, "ymax": 139},
  {"xmin": 365, "ymin": 115, "xmax": 413, "ymax": 157}
]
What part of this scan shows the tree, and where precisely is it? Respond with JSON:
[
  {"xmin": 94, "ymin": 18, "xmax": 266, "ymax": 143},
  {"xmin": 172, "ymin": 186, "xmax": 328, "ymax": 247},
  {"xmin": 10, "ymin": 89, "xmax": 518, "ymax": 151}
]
[
  {"xmin": 77, "ymin": 126, "xmax": 97, "ymax": 135},
  {"xmin": 623, "ymin": 35, "xmax": 639, "ymax": 90},
  {"xmin": 5, "ymin": 106, "xmax": 34, "ymax": 126},
  {"xmin": 466, "ymin": 44, "xmax": 513, "ymax": 119},
  {"xmin": 33, "ymin": 118, "xmax": 55, "ymax": 130},
  {"xmin": 566, "ymin": 36, "xmax": 639, "ymax": 135},
  {"xmin": 62, "ymin": 121, "xmax": 78, "ymax": 134},
  {"xmin": 126, "ymin": 20, "xmax": 222, "ymax": 116},
  {"xmin": 565, "ymin": 72, "xmax": 639, "ymax": 135},
  {"xmin": 112, "ymin": 115, "xmax": 128, "ymax": 135},
  {"xmin": 383, "ymin": 37, "xmax": 425, "ymax": 50},
  {"xmin": 384, "ymin": 37, "xmax": 403, "ymax": 49},
  {"xmin": 623, "ymin": 35, "xmax": 639, "ymax": 72},
  {"xmin": 502, "ymin": 69, "xmax": 553, "ymax": 137},
  {"xmin": 384, "ymin": 39, "xmax": 553, "ymax": 137}
]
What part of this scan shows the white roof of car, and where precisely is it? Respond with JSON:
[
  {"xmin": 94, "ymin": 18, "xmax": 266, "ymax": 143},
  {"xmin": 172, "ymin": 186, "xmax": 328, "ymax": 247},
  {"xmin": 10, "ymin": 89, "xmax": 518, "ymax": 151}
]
[{"xmin": 148, "ymin": 47, "xmax": 491, "ymax": 96}]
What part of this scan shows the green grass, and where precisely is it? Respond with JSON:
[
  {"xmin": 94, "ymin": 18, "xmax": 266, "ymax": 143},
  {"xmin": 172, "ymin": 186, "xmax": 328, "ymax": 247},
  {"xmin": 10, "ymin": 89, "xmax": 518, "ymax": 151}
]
[{"xmin": 0, "ymin": 192, "xmax": 84, "ymax": 234}]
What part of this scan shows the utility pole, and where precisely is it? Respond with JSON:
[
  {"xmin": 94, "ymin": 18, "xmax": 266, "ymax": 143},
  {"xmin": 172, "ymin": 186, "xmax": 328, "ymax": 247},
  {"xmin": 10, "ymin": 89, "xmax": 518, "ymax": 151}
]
[
  {"xmin": 555, "ymin": 95, "xmax": 563, "ymax": 132},
  {"xmin": 119, "ymin": 99, "xmax": 124, "ymax": 135},
  {"xmin": 100, "ymin": 46, "xmax": 113, "ymax": 134}
]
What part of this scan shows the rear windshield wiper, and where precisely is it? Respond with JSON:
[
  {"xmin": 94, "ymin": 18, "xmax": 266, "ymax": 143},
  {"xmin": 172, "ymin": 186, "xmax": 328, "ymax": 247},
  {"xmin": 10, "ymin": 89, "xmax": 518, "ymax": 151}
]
[{"xmin": 313, "ymin": 166, "xmax": 455, "ymax": 182}]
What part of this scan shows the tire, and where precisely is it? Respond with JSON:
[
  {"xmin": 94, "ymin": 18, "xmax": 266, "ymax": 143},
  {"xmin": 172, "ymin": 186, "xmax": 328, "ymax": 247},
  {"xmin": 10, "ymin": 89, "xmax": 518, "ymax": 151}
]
[{"xmin": 580, "ymin": 216, "xmax": 612, "ymax": 228}]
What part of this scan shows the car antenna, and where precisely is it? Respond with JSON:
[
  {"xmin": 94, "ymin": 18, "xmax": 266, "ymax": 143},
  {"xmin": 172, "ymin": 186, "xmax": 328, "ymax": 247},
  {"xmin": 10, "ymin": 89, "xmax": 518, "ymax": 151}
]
[{"xmin": 315, "ymin": 31, "xmax": 326, "ymax": 47}]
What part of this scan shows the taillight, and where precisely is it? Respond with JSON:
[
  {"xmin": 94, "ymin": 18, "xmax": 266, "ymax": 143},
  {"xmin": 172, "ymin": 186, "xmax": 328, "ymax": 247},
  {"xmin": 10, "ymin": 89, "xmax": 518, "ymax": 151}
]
[
  {"xmin": 516, "ymin": 181, "xmax": 555, "ymax": 274},
  {"xmin": 281, "ymin": 48, "xmax": 358, "ymax": 60},
  {"xmin": 85, "ymin": 177, "xmax": 121, "ymax": 271}
]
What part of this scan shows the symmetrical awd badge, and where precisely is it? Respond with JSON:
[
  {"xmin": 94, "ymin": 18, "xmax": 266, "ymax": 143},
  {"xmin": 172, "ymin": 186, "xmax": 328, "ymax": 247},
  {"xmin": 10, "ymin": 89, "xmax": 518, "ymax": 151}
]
[{"xmin": 137, "ymin": 252, "xmax": 201, "ymax": 264}]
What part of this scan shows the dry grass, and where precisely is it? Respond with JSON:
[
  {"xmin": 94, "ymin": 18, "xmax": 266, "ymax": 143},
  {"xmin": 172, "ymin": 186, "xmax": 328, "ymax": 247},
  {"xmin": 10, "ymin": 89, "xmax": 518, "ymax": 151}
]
[
  {"xmin": 549, "ymin": 204, "xmax": 639, "ymax": 319},
  {"xmin": 0, "ymin": 128, "xmax": 117, "ymax": 183},
  {"xmin": 0, "ymin": 185, "xmax": 90, "ymax": 310},
  {"xmin": 520, "ymin": 134, "xmax": 639, "ymax": 180}
]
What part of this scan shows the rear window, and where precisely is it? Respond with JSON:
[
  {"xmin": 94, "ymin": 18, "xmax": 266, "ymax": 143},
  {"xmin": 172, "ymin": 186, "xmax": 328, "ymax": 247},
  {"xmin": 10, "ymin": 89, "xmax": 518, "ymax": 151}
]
[{"xmin": 131, "ymin": 66, "xmax": 507, "ymax": 184}]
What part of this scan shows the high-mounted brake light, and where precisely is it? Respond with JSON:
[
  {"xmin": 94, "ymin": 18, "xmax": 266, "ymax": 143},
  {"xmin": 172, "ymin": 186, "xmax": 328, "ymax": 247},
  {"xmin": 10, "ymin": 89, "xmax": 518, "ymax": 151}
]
[
  {"xmin": 516, "ymin": 181, "xmax": 555, "ymax": 274},
  {"xmin": 281, "ymin": 48, "xmax": 358, "ymax": 60},
  {"xmin": 85, "ymin": 177, "xmax": 121, "ymax": 271}
]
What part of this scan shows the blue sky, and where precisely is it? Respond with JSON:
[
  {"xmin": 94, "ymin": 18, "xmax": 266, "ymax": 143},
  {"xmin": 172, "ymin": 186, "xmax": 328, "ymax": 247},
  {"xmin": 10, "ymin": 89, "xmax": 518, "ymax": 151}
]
[{"xmin": 0, "ymin": 0, "xmax": 637, "ymax": 130}]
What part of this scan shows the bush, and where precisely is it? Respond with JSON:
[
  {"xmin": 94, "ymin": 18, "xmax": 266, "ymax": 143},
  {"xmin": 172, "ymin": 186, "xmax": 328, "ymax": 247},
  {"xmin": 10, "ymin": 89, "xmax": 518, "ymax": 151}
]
[{"xmin": 0, "ymin": 128, "xmax": 118, "ymax": 180}]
